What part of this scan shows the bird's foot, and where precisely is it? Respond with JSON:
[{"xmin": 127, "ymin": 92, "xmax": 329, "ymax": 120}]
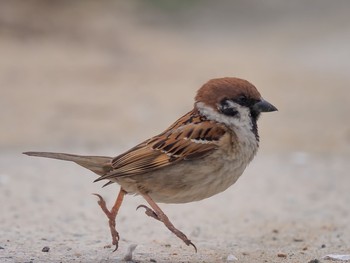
[
  {"xmin": 137, "ymin": 197, "xmax": 197, "ymax": 252},
  {"xmin": 136, "ymin": 204, "xmax": 161, "ymax": 221},
  {"xmin": 93, "ymin": 188, "xmax": 125, "ymax": 252}
]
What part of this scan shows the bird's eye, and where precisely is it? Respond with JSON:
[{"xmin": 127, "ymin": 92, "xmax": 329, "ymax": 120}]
[{"xmin": 236, "ymin": 95, "xmax": 248, "ymax": 104}]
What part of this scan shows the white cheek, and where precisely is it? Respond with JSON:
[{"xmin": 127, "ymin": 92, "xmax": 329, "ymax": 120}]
[
  {"xmin": 195, "ymin": 101, "xmax": 252, "ymax": 129},
  {"xmin": 196, "ymin": 101, "xmax": 258, "ymax": 155},
  {"xmin": 231, "ymin": 104, "xmax": 253, "ymax": 130}
]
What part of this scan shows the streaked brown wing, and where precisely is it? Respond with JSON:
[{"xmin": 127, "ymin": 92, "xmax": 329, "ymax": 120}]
[{"xmin": 95, "ymin": 110, "xmax": 227, "ymax": 181}]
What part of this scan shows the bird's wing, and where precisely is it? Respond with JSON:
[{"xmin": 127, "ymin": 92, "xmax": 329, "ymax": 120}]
[{"xmin": 95, "ymin": 110, "xmax": 228, "ymax": 182}]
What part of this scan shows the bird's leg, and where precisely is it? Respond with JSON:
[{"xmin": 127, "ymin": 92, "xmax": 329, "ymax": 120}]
[
  {"xmin": 93, "ymin": 187, "xmax": 126, "ymax": 252},
  {"xmin": 138, "ymin": 193, "xmax": 197, "ymax": 252}
]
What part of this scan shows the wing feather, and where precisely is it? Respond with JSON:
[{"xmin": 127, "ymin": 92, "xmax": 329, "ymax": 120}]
[{"xmin": 95, "ymin": 110, "xmax": 227, "ymax": 181}]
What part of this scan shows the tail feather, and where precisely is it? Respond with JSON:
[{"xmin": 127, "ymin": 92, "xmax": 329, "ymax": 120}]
[{"xmin": 23, "ymin": 151, "xmax": 113, "ymax": 176}]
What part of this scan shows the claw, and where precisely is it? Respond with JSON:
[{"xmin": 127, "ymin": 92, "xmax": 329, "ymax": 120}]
[
  {"xmin": 137, "ymin": 204, "xmax": 160, "ymax": 221},
  {"xmin": 92, "ymin": 193, "xmax": 111, "ymax": 217},
  {"xmin": 136, "ymin": 204, "xmax": 147, "ymax": 211},
  {"xmin": 92, "ymin": 193, "xmax": 102, "ymax": 199},
  {"xmin": 92, "ymin": 193, "xmax": 103, "ymax": 203},
  {"xmin": 189, "ymin": 241, "xmax": 197, "ymax": 253},
  {"xmin": 113, "ymin": 244, "xmax": 118, "ymax": 252}
]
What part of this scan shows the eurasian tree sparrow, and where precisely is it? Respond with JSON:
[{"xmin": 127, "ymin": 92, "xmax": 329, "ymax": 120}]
[{"xmin": 24, "ymin": 77, "xmax": 277, "ymax": 252}]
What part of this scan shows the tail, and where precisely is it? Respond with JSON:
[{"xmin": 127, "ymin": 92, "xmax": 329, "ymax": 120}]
[{"xmin": 23, "ymin": 151, "xmax": 113, "ymax": 176}]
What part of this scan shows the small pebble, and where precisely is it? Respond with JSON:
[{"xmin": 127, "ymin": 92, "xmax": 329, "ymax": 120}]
[
  {"xmin": 123, "ymin": 244, "xmax": 137, "ymax": 261},
  {"xmin": 227, "ymin": 254, "xmax": 238, "ymax": 261},
  {"xmin": 277, "ymin": 253, "xmax": 287, "ymax": 258},
  {"xmin": 293, "ymin": 238, "xmax": 304, "ymax": 242},
  {"xmin": 308, "ymin": 259, "xmax": 320, "ymax": 263},
  {"xmin": 323, "ymin": 254, "xmax": 350, "ymax": 261},
  {"xmin": 0, "ymin": 246, "xmax": 4, "ymax": 249},
  {"xmin": 321, "ymin": 244, "xmax": 326, "ymax": 248},
  {"xmin": 150, "ymin": 259, "xmax": 157, "ymax": 262},
  {"xmin": 42, "ymin": 246, "xmax": 50, "ymax": 252}
]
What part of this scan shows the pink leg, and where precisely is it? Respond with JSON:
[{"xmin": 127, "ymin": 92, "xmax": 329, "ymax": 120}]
[
  {"xmin": 93, "ymin": 187, "xmax": 126, "ymax": 251},
  {"xmin": 138, "ymin": 192, "xmax": 197, "ymax": 252}
]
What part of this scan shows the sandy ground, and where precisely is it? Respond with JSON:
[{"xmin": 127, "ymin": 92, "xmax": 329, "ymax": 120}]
[
  {"xmin": 2, "ymin": 152, "xmax": 350, "ymax": 262},
  {"xmin": 1, "ymin": 1, "xmax": 350, "ymax": 262}
]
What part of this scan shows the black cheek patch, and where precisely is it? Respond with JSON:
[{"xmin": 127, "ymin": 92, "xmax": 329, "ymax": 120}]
[
  {"xmin": 221, "ymin": 107, "xmax": 238, "ymax": 117},
  {"xmin": 219, "ymin": 98, "xmax": 239, "ymax": 117}
]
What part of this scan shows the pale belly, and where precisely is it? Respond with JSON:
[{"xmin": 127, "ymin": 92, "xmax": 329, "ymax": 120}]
[{"xmin": 116, "ymin": 156, "xmax": 249, "ymax": 204}]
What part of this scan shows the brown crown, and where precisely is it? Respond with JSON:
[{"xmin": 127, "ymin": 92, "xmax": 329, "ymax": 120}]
[{"xmin": 195, "ymin": 77, "xmax": 261, "ymax": 109}]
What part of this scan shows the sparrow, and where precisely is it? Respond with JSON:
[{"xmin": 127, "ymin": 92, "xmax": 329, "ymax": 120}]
[{"xmin": 24, "ymin": 77, "xmax": 277, "ymax": 252}]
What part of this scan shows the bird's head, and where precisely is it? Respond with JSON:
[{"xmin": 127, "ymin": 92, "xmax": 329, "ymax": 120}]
[{"xmin": 195, "ymin": 77, "xmax": 277, "ymax": 135}]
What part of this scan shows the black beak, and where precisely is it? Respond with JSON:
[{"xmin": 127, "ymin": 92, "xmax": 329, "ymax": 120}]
[{"xmin": 253, "ymin": 99, "xmax": 278, "ymax": 113}]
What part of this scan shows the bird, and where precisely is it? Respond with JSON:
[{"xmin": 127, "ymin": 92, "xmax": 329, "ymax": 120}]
[{"xmin": 24, "ymin": 77, "xmax": 277, "ymax": 252}]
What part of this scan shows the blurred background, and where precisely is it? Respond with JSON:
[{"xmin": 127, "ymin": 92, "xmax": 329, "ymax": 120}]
[
  {"xmin": 1, "ymin": 0, "xmax": 349, "ymax": 154},
  {"xmin": 1, "ymin": 1, "xmax": 350, "ymax": 262}
]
